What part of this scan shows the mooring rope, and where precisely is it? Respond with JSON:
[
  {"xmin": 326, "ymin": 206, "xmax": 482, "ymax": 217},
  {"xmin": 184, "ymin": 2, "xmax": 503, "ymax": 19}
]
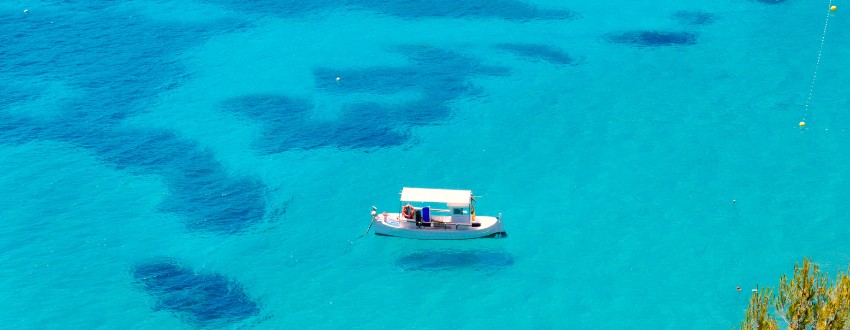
[
  {"xmin": 355, "ymin": 217, "xmax": 376, "ymax": 240},
  {"xmin": 802, "ymin": 1, "xmax": 835, "ymax": 124},
  {"xmin": 350, "ymin": 207, "xmax": 378, "ymax": 242}
]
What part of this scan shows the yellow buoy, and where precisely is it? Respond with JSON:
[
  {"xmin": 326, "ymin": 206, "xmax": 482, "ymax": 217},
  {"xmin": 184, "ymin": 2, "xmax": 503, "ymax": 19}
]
[
  {"xmin": 830, "ymin": 5, "xmax": 837, "ymax": 11},
  {"xmin": 799, "ymin": 121, "xmax": 806, "ymax": 127}
]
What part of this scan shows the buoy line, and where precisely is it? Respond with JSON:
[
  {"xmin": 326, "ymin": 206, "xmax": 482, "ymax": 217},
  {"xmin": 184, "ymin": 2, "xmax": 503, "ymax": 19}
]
[{"xmin": 801, "ymin": 1, "xmax": 836, "ymax": 126}]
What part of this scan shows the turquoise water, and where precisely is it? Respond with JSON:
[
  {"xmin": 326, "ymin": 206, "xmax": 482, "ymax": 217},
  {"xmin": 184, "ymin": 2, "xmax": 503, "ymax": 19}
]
[{"xmin": 2, "ymin": 0, "xmax": 850, "ymax": 328}]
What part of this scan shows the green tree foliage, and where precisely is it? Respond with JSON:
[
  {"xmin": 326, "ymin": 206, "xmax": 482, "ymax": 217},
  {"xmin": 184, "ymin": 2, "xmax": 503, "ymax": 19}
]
[
  {"xmin": 816, "ymin": 273, "xmax": 850, "ymax": 330},
  {"xmin": 774, "ymin": 258, "xmax": 828, "ymax": 328},
  {"xmin": 740, "ymin": 286, "xmax": 778, "ymax": 330},
  {"xmin": 739, "ymin": 258, "xmax": 850, "ymax": 330}
]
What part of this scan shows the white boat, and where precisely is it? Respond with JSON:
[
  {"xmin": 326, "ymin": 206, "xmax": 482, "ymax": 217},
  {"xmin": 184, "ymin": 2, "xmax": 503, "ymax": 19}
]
[{"xmin": 370, "ymin": 187, "xmax": 506, "ymax": 240}]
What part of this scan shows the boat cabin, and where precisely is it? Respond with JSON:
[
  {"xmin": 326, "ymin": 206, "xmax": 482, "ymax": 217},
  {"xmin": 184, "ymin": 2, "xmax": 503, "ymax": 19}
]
[{"xmin": 399, "ymin": 187, "xmax": 476, "ymax": 227}]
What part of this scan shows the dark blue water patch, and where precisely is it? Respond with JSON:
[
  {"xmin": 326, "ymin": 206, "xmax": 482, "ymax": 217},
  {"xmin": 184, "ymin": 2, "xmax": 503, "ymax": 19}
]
[
  {"xmin": 672, "ymin": 11, "xmax": 716, "ymax": 25},
  {"xmin": 0, "ymin": 5, "xmax": 268, "ymax": 234},
  {"xmin": 398, "ymin": 46, "xmax": 510, "ymax": 77},
  {"xmin": 132, "ymin": 260, "xmax": 260, "ymax": 327},
  {"xmin": 605, "ymin": 31, "xmax": 698, "ymax": 47},
  {"xmin": 496, "ymin": 43, "xmax": 575, "ymax": 65},
  {"xmin": 353, "ymin": 0, "xmax": 576, "ymax": 21},
  {"xmin": 222, "ymin": 94, "xmax": 314, "ymax": 124},
  {"xmin": 0, "ymin": 114, "xmax": 36, "ymax": 144},
  {"xmin": 315, "ymin": 47, "xmax": 507, "ymax": 124},
  {"xmin": 359, "ymin": 98, "xmax": 453, "ymax": 128},
  {"xmin": 396, "ymin": 250, "xmax": 515, "ymax": 272},
  {"xmin": 315, "ymin": 67, "xmax": 423, "ymax": 95},
  {"xmin": 223, "ymin": 95, "xmax": 409, "ymax": 152},
  {"xmin": 95, "ymin": 130, "xmax": 267, "ymax": 235},
  {"xmin": 315, "ymin": 48, "xmax": 508, "ymax": 96},
  {"xmin": 0, "ymin": 6, "xmax": 249, "ymax": 125},
  {"xmin": 0, "ymin": 115, "xmax": 268, "ymax": 234},
  {"xmin": 222, "ymin": 49, "xmax": 505, "ymax": 152},
  {"xmin": 0, "ymin": 83, "xmax": 40, "ymax": 111},
  {"xmin": 208, "ymin": 0, "xmax": 575, "ymax": 21},
  {"xmin": 333, "ymin": 102, "xmax": 413, "ymax": 148},
  {"xmin": 100, "ymin": 129, "xmax": 268, "ymax": 234}
]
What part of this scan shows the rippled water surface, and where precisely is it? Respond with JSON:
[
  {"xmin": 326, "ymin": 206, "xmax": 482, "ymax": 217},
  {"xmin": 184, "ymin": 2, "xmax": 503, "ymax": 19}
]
[{"xmin": 2, "ymin": 0, "xmax": 849, "ymax": 328}]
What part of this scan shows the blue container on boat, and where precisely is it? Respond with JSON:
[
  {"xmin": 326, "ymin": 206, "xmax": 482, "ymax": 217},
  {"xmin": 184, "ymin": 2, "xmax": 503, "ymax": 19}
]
[{"xmin": 422, "ymin": 206, "xmax": 431, "ymax": 223}]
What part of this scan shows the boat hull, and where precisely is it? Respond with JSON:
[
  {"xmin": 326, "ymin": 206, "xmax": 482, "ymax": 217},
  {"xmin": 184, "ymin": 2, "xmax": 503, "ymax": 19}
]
[{"xmin": 373, "ymin": 213, "xmax": 506, "ymax": 240}]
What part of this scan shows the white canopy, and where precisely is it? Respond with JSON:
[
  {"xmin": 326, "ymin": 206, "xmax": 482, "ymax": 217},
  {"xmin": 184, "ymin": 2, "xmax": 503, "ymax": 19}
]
[{"xmin": 400, "ymin": 187, "xmax": 472, "ymax": 205}]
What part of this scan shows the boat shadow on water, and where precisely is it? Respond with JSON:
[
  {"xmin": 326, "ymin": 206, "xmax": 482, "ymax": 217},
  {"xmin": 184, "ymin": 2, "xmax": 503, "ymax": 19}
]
[{"xmin": 395, "ymin": 250, "xmax": 515, "ymax": 273}]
